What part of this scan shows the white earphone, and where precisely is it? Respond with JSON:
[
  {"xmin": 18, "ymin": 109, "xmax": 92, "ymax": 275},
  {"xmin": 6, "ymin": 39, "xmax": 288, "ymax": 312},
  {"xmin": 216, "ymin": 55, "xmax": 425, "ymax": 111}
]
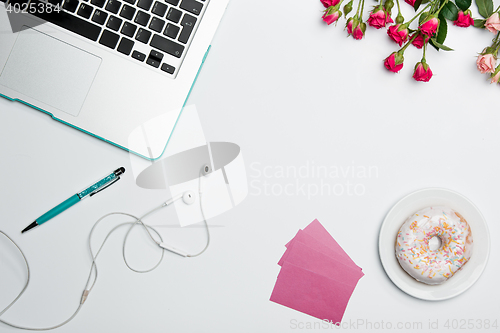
[{"xmin": 0, "ymin": 163, "xmax": 214, "ymax": 331}]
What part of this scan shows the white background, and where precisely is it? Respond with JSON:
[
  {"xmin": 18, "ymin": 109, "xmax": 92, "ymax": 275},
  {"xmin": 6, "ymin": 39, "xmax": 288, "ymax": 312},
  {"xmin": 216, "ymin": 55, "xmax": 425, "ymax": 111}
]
[{"xmin": 1, "ymin": 0, "xmax": 500, "ymax": 332}]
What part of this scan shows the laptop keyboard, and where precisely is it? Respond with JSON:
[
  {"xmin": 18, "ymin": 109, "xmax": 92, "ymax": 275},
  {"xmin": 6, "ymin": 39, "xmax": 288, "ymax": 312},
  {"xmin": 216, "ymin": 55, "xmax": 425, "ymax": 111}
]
[{"xmin": 8, "ymin": 0, "xmax": 207, "ymax": 77}]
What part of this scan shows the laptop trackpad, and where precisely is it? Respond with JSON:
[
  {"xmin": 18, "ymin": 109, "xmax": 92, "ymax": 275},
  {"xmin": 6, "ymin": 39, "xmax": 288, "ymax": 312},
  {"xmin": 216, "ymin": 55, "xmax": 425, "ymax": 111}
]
[{"xmin": 0, "ymin": 29, "xmax": 101, "ymax": 117}]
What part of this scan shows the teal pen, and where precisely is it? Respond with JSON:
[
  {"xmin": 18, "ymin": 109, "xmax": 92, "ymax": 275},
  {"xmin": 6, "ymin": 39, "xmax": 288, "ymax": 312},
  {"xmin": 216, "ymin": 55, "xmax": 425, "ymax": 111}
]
[{"xmin": 21, "ymin": 167, "xmax": 126, "ymax": 233}]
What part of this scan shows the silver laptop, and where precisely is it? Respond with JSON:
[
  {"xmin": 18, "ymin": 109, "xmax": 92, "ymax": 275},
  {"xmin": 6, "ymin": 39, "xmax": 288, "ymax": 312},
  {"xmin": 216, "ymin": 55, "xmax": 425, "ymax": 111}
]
[{"xmin": 0, "ymin": 0, "xmax": 228, "ymax": 159}]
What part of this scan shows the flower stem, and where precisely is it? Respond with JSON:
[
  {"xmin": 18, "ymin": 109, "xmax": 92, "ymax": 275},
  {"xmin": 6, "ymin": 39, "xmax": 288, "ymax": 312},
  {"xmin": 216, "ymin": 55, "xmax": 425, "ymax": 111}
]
[
  {"xmin": 360, "ymin": 0, "xmax": 365, "ymax": 19},
  {"xmin": 355, "ymin": 0, "xmax": 362, "ymax": 17},
  {"xmin": 407, "ymin": 3, "xmax": 432, "ymax": 24},
  {"xmin": 422, "ymin": 42, "xmax": 427, "ymax": 61},
  {"xmin": 400, "ymin": 33, "xmax": 419, "ymax": 53},
  {"xmin": 395, "ymin": 0, "xmax": 401, "ymax": 16}
]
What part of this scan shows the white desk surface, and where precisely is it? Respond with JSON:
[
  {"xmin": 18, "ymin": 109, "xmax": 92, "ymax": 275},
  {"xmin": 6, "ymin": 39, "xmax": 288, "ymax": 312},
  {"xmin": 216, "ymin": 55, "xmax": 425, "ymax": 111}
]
[{"xmin": 1, "ymin": 0, "xmax": 499, "ymax": 332}]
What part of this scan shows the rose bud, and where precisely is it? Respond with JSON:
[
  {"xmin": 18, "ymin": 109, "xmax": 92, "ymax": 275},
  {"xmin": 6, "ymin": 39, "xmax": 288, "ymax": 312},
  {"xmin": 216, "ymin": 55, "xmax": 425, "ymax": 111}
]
[
  {"xmin": 485, "ymin": 12, "xmax": 500, "ymax": 33},
  {"xmin": 412, "ymin": 61, "xmax": 433, "ymax": 82},
  {"xmin": 343, "ymin": 0, "xmax": 353, "ymax": 15},
  {"xmin": 352, "ymin": 22, "xmax": 366, "ymax": 40},
  {"xmin": 404, "ymin": 0, "xmax": 416, "ymax": 6},
  {"xmin": 321, "ymin": 0, "xmax": 340, "ymax": 8},
  {"xmin": 387, "ymin": 24, "xmax": 409, "ymax": 46},
  {"xmin": 345, "ymin": 16, "xmax": 359, "ymax": 35},
  {"xmin": 384, "ymin": 0, "xmax": 394, "ymax": 12},
  {"xmin": 453, "ymin": 10, "xmax": 474, "ymax": 27},
  {"xmin": 491, "ymin": 66, "xmax": 500, "ymax": 84},
  {"xmin": 368, "ymin": 5, "xmax": 392, "ymax": 29},
  {"xmin": 477, "ymin": 49, "xmax": 497, "ymax": 73},
  {"xmin": 419, "ymin": 15, "xmax": 439, "ymax": 36},
  {"xmin": 322, "ymin": 6, "xmax": 342, "ymax": 25},
  {"xmin": 410, "ymin": 32, "xmax": 430, "ymax": 49},
  {"xmin": 384, "ymin": 51, "xmax": 404, "ymax": 73}
]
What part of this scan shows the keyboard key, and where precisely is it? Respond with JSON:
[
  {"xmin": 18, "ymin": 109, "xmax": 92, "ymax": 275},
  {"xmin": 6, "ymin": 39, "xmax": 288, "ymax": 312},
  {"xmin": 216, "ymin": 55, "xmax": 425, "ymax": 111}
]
[
  {"xmin": 90, "ymin": 0, "xmax": 105, "ymax": 7},
  {"xmin": 105, "ymin": 0, "xmax": 121, "ymax": 14},
  {"xmin": 99, "ymin": 29, "xmax": 120, "ymax": 49},
  {"xmin": 122, "ymin": 0, "xmax": 135, "ymax": 4},
  {"xmin": 178, "ymin": 13, "xmax": 195, "ymax": 43},
  {"xmin": 150, "ymin": 34, "xmax": 184, "ymax": 58},
  {"xmin": 106, "ymin": 16, "xmax": 122, "ymax": 31},
  {"xmin": 149, "ymin": 17, "xmax": 165, "ymax": 32},
  {"xmin": 150, "ymin": 50, "xmax": 164, "ymax": 61},
  {"xmin": 136, "ymin": 0, "xmax": 152, "ymax": 10},
  {"xmin": 132, "ymin": 50, "xmax": 146, "ymax": 61},
  {"xmin": 151, "ymin": 1, "xmax": 167, "ymax": 17},
  {"xmin": 161, "ymin": 63, "xmax": 175, "ymax": 74},
  {"xmin": 180, "ymin": 0, "xmax": 202, "ymax": 16},
  {"xmin": 166, "ymin": 8, "xmax": 182, "ymax": 23},
  {"xmin": 48, "ymin": 0, "xmax": 63, "ymax": 6},
  {"xmin": 165, "ymin": 0, "xmax": 178, "ymax": 5},
  {"xmin": 77, "ymin": 3, "xmax": 93, "ymax": 19},
  {"xmin": 146, "ymin": 57, "xmax": 161, "ymax": 68},
  {"xmin": 163, "ymin": 23, "xmax": 179, "ymax": 39},
  {"xmin": 117, "ymin": 38, "xmax": 135, "ymax": 55},
  {"xmin": 135, "ymin": 28, "xmax": 152, "ymax": 43},
  {"xmin": 30, "ymin": 0, "xmax": 102, "ymax": 41},
  {"xmin": 121, "ymin": 22, "xmax": 137, "ymax": 37},
  {"xmin": 63, "ymin": 0, "xmax": 80, "ymax": 12},
  {"xmin": 134, "ymin": 11, "xmax": 150, "ymax": 26},
  {"xmin": 119, "ymin": 4, "xmax": 135, "ymax": 20},
  {"xmin": 91, "ymin": 9, "xmax": 108, "ymax": 24}
]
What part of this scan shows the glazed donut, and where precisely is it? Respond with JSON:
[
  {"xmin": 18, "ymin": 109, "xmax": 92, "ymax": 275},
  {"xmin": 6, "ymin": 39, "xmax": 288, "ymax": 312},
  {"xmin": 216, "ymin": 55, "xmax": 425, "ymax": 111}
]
[{"xmin": 395, "ymin": 206, "xmax": 473, "ymax": 285}]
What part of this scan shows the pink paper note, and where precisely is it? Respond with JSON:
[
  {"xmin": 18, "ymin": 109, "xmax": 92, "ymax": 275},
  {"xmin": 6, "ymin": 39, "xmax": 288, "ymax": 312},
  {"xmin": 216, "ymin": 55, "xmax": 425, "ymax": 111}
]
[
  {"xmin": 279, "ymin": 230, "xmax": 362, "ymax": 271},
  {"xmin": 270, "ymin": 262, "xmax": 356, "ymax": 324},
  {"xmin": 280, "ymin": 240, "xmax": 364, "ymax": 285},
  {"xmin": 284, "ymin": 219, "xmax": 361, "ymax": 271}
]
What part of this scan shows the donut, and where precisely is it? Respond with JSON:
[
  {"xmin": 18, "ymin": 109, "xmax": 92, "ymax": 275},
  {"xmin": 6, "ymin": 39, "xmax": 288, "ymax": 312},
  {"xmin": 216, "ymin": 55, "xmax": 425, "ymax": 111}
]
[{"xmin": 395, "ymin": 206, "xmax": 473, "ymax": 285}]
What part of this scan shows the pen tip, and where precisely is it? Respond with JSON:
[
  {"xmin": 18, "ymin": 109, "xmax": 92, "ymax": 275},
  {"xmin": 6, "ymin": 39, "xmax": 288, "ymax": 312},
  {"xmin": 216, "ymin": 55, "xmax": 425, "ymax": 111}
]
[{"xmin": 21, "ymin": 221, "xmax": 38, "ymax": 234}]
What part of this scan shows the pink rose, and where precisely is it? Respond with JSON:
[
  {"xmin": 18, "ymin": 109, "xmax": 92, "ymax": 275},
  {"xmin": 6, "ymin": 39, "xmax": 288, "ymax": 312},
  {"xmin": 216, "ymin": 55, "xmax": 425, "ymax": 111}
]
[
  {"xmin": 419, "ymin": 16, "xmax": 439, "ymax": 36},
  {"xmin": 412, "ymin": 62, "xmax": 433, "ymax": 82},
  {"xmin": 322, "ymin": 7, "xmax": 341, "ymax": 25},
  {"xmin": 485, "ymin": 13, "xmax": 500, "ymax": 33},
  {"xmin": 404, "ymin": 0, "xmax": 416, "ymax": 6},
  {"xmin": 411, "ymin": 32, "xmax": 430, "ymax": 49},
  {"xmin": 321, "ymin": 0, "xmax": 340, "ymax": 8},
  {"xmin": 346, "ymin": 18, "xmax": 354, "ymax": 34},
  {"xmin": 477, "ymin": 53, "xmax": 497, "ymax": 73},
  {"xmin": 352, "ymin": 22, "xmax": 366, "ymax": 40},
  {"xmin": 491, "ymin": 69, "xmax": 500, "ymax": 84},
  {"xmin": 367, "ymin": 6, "xmax": 393, "ymax": 29},
  {"xmin": 387, "ymin": 24, "xmax": 409, "ymax": 46},
  {"xmin": 453, "ymin": 10, "xmax": 474, "ymax": 27},
  {"xmin": 384, "ymin": 51, "xmax": 404, "ymax": 73}
]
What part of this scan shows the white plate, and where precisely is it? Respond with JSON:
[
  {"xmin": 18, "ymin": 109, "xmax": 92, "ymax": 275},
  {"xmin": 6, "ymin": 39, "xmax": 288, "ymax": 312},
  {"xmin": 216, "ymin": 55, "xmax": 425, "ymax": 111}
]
[{"xmin": 379, "ymin": 188, "xmax": 490, "ymax": 301}]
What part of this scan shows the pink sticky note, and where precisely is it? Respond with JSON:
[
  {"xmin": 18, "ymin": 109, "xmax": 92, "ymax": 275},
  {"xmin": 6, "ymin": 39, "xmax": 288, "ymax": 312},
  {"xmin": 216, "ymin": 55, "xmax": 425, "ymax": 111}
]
[
  {"xmin": 270, "ymin": 262, "xmax": 356, "ymax": 324},
  {"xmin": 284, "ymin": 220, "xmax": 361, "ymax": 271},
  {"xmin": 281, "ymin": 241, "xmax": 364, "ymax": 285},
  {"xmin": 279, "ymin": 230, "xmax": 362, "ymax": 271}
]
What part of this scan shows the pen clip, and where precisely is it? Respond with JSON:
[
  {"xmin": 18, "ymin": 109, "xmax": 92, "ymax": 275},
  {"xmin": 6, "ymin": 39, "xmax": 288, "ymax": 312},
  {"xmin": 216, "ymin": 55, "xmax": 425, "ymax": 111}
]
[{"xmin": 89, "ymin": 177, "xmax": 120, "ymax": 197}]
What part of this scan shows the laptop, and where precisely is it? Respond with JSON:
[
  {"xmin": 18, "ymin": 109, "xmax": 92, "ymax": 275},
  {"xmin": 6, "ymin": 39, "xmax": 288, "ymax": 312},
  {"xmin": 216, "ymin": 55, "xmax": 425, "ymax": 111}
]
[{"xmin": 0, "ymin": 0, "xmax": 228, "ymax": 159}]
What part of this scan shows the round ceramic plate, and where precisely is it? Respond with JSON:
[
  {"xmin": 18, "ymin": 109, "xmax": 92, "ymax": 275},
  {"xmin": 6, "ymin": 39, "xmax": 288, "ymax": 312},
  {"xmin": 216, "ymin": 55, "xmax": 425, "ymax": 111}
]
[{"xmin": 379, "ymin": 188, "xmax": 490, "ymax": 301}]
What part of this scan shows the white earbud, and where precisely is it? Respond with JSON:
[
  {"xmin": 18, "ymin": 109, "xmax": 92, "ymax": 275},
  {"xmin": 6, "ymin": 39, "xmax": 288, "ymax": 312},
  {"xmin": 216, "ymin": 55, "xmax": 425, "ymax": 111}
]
[
  {"xmin": 202, "ymin": 164, "xmax": 212, "ymax": 176},
  {"xmin": 163, "ymin": 190, "xmax": 196, "ymax": 206},
  {"xmin": 182, "ymin": 190, "xmax": 196, "ymax": 205}
]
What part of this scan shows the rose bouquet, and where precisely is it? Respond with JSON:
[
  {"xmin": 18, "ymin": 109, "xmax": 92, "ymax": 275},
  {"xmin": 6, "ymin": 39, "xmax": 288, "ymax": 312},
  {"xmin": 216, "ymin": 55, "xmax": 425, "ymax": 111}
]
[{"xmin": 320, "ymin": 0, "xmax": 500, "ymax": 83}]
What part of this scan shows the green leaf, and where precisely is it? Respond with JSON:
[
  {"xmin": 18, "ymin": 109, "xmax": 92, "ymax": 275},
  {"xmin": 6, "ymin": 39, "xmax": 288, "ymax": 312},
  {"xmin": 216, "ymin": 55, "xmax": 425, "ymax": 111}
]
[
  {"xmin": 414, "ymin": 0, "xmax": 423, "ymax": 11},
  {"xmin": 474, "ymin": 18, "xmax": 486, "ymax": 27},
  {"xmin": 441, "ymin": 2, "xmax": 459, "ymax": 21},
  {"xmin": 455, "ymin": 0, "xmax": 472, "ymax": 11},
  {"xmin": 436, "ymin": 13, "xmax": 448, "ymax": 44},
  {"xmin": 430, "ymin": 38, "xmax": 454, "ymax": 50},
  {"xmin": 419, "ymin": 11, "xmax": 430, "ymax": 25},
  {"xmin": 476, "ymin": 0, "xmax": 494, "ymax": 18}
]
